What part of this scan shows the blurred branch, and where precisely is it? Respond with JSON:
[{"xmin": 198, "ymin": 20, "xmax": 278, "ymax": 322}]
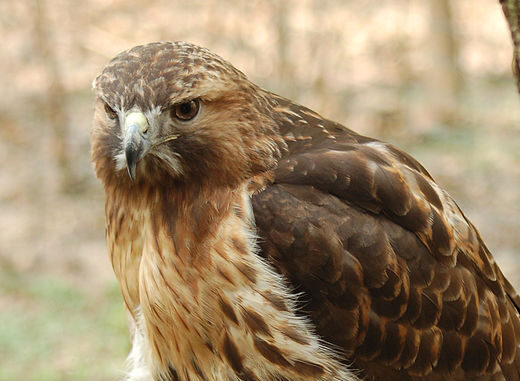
[{"xmin": 500, "ymin": 0, "xmax": 520, "ymax": 93}]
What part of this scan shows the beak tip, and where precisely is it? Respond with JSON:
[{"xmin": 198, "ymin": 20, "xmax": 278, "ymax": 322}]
[{"xmin": 127, "ymin": 165, "xmax": 136, "ymax": 181}]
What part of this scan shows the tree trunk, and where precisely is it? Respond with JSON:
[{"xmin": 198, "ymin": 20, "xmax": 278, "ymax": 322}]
[
  {"xmin": 274, "ymin": 0, "xmax": 295, "ymax": 98},
  {"xmin": 426, "ymin": 0, "xmax": 462, "ymax": 127},
  {"xmin": 500, "ymin": 0, "xmax": 520, "ymax": 93},
  {"xmin": 33, "ymin": 0, "xmax": 73, "ymax": 192}
]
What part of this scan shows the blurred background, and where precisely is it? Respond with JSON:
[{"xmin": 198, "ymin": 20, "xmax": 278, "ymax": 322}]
[{"xmin": 0, "ymin": 0, "xmax": 519, "ymax": 380}]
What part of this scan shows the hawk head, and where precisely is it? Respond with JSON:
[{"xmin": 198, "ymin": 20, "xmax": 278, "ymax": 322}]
[{"xmin": 92, "ymin": 42, "xmax": 283, "ymax": 189}]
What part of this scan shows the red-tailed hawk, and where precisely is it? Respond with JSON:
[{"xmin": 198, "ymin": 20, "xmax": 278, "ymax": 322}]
[{"xmin": 91, "ymin": 41, "xmax": 520, "ymax": 381}]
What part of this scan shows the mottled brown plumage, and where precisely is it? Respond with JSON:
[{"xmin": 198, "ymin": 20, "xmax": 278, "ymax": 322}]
[{"xmin": 91, "ymin": 41, "xmax": 520, "ymax": 381}]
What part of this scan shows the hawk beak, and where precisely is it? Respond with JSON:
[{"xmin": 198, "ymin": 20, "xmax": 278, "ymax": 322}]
[{"xmin": 123, "ymin": 112, "xmax": 150, "ymax": 181}]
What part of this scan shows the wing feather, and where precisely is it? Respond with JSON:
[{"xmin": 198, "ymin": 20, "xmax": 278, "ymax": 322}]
[{"xmin": 252, "ymin": 98, "xmax": 520, "ymax": 380}]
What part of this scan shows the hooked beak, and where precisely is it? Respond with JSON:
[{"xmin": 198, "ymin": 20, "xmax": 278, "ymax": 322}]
[{"xmin": 123, "ymin": 112, "xmax": 150, "ymax": 181}]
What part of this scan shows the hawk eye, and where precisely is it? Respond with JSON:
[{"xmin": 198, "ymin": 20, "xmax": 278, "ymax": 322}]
[
  {"xmin": 104, "ymin": 103, "xmax": 117, "ymax": 120},
  {"xmin": 172, "ymin": 99, "xmax": 200, "ymax": 121}
]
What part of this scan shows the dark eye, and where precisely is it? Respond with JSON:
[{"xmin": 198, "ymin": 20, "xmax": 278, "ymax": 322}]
[
  {"xmin": 171, "ymin": 99, "xmax": 200, "ymax": 121},
  {"xmin": 104, "ymin": 103, "xmax": 117, "ymax": 120}
]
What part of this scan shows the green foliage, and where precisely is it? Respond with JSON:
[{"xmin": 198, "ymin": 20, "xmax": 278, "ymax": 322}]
[{"xmin": 0, "ymin": 270, "xmax": 129, "ymax": 381}]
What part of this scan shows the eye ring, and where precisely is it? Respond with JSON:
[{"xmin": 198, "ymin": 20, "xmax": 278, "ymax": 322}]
[
  {"xmin": 104, "ymin": 103, "xmax": 118, "ymax": 120},
  {"xmin": 171, "ymin": 99, "xmax": 200, "ymax": 121}
]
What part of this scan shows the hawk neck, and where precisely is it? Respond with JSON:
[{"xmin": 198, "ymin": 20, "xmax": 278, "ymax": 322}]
[{"xmin": 107, "ymin": 179, "xmax": 357, "ymax": 381}]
